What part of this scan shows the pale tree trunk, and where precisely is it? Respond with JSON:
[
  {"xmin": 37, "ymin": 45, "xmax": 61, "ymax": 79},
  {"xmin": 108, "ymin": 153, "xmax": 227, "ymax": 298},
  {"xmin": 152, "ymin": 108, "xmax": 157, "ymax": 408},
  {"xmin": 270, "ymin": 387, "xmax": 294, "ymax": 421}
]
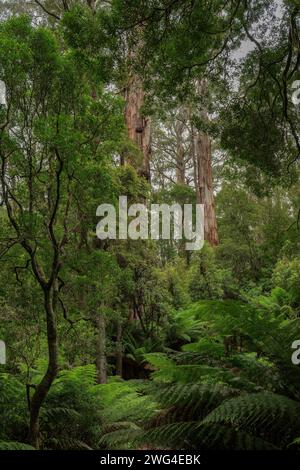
[
  {"xmin": 96, "ymin": 314, "xmax": 107, "ymax": 384},
  {"xmin": 191, "ymin": 123, "xmax": 199, "ymax": 200},
  {"xmin": 193, "ymin": 130, "xmax": 219, "ymax": 245},
  {"xmin": 115, "ymin": 320, "xmax": 123, "ymax": 377},
  {"xmin": 191, "ymin": 81, "xmax": 219, "ymax": 246},
  {"xmin": 174, "ymin": 112, "xmax": 187, "ymax": 258},
  {"xmin": 175, "ymin": 114, "xmax": 186, "ymax": 185},
  {"xmin": 124, "ymin": 73, "xmax": 151, "ymax": 182}
]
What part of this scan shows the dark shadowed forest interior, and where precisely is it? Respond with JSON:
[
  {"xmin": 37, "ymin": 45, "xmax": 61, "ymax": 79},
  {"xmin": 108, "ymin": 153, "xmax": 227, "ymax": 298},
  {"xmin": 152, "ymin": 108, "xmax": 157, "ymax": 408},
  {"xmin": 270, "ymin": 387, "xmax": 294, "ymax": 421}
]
[{"xmin": 1, "ymin": 0, "xmax": 300, "ymax": 453}]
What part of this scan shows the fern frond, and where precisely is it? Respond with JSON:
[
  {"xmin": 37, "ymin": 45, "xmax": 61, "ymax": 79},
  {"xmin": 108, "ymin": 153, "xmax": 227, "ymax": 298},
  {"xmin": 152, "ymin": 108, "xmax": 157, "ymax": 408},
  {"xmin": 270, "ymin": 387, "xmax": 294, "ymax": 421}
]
[
  {"xmin": 194, "ymin": 424, "xmax": 279, "ymax": 450},
  {"xmin": 201, "ymin": 392, "xmax": 300, "ymax": 448},
  {"xmin": 152, "ymin": 382, "xmax": 236, "ymax": 418},
  {"xmin": 143, "ymin": 422, "xmax": 198, "ymax": 448},
  {"xmin": 100, "ymin": 422, "xmax": 143, "ymax": 449},
  {"xmin": 0, "ymin": 441, "xmax": 35, "ymax": 450},
  {"xmin": 46, "ymin": 437, "xmax": 93, "ymax": 450}
]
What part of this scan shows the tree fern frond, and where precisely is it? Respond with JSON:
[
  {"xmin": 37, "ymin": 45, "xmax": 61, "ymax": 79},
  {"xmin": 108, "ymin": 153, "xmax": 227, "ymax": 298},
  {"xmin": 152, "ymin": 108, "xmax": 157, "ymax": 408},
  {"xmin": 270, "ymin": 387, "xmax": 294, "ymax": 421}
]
[
  {"xmin": 201, "ymin": 392, "xmax": 300, "ymax": 448},
  {"xmin": 46, "ymin": 437, "xmax": 93, "ymax": 450},
  {"xmin": 100, "ymin": 424, "xmax": 143, "ymax": 449},
  {"xmin": 194, "ymin": 424, "xmax": 279, "ymax": 450},
  {"xmin": 143, "ymin": 422, "xmax": 198, "ymax": 448},
  {"xmin": 41, "ymin": 406, "xmax": 81, "ymax": 422},
  {"xmin": 151, "ymin": 382, "xmax": 236, "ymax": 419}
]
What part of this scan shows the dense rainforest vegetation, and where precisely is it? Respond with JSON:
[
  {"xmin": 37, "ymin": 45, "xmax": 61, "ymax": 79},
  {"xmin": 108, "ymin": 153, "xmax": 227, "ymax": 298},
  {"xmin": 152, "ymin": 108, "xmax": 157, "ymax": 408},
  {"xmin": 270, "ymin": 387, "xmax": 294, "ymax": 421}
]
[{"xmin": 0, "ymin": 0, "xmax": 300, "ymax": 452}]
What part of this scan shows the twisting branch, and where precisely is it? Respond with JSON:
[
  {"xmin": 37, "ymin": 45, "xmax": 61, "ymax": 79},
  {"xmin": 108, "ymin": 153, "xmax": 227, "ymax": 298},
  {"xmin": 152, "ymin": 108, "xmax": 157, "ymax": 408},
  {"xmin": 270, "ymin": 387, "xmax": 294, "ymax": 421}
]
[
  {"xmin": 34, "ymin": 1, "xmax": 61, "ymax": 21},
  {"xmin": 13, "ymin": 259, "xmax": 31, "ymax": 286},
  {"xmin": 0, "ymin": 148, "xmax": 48, "ymax": 289},
  {"xmin": 58, "ymin": 296, "xmax": 75, "ymax": 327},
  {"xmin": 0, "ymin": 239, "xmax": 18, "ymax": 259}
]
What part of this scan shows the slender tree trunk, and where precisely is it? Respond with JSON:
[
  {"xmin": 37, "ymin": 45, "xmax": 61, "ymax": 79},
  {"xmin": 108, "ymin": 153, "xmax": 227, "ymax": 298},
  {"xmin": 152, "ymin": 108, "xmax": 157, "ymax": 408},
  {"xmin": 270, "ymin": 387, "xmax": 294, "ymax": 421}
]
[
  {"xmin": 175, "ymin": 115, "xmax": 186, "ymax": 185},
  {"xmin": 191, "ymin": 124, "xmax": 200, "ymax": 201},
  {"xmin": 191, "ymin": 81, "xmax": 219, "ymax": 246},
  {"xmin": 193, "ymin": 129, "xmax": 219, "ymax": 246},
  {"xmin": 96, "ymin": 314, "xmax": 107, "ymax": 384},
  {"xmin": 115, "ymin": 321, "xmax": 123, "ymax": 377},
  {"xmin": 27, "ymin": 288, "xmax": 58, "ymax": 448},
  {"xmin": 124, "ymin": 73, "xmax": 151, "ymax": 182}
]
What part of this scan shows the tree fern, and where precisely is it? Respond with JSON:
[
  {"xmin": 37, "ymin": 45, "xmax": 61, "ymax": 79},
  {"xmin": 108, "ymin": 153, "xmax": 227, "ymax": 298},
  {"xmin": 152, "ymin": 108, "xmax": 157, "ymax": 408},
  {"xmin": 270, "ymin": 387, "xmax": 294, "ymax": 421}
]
[
  {"xmin": 0, "ymin": 373, "xmax": 27, "ymax": 442},
  {"xmin": 201, "ymin": 392, "xmax": 300, "ymax": 449},
  {"xmin": 0, "ymin": 441, "xmax": 35, "ymax": 450}
]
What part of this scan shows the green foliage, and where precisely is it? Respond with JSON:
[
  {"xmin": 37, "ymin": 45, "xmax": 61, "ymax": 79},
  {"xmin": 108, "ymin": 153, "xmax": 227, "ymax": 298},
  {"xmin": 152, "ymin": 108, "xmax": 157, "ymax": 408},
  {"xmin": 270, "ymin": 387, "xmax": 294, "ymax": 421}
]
[
  {"xmin": 164, "ymin": 310, "xmax": 203, "ymax": 349},
  {"xmin": 113, "ymin": 296, "xmax": 300, "ymax": 450},
  {"xmin": 41, "ymin": 365, "xmax": 102, "ymax": 449},
  {"xmin": 188, "ymin": 245, "xmax": 234, "ymax": 301},
  {"xmin": 0, "ymin": 0, "xmax": 300, "ymax": 453},
  {"xmin": 98, "ymin": 378, "xmax": 157, "ymax": 449},
  {"xmin": 0, "ymin": 373, "xmax": 28, "ymax": 443},
  {"xmin": 273, "ymin": 256, "xmax": 300, "ymax": 307},
  {"xmin": 201, "ymin": 392, "xmax": 300, "ymax": 449},
  {"xmin": 0, "ymin": 441, "xmax": 35, "ymax": 450}
]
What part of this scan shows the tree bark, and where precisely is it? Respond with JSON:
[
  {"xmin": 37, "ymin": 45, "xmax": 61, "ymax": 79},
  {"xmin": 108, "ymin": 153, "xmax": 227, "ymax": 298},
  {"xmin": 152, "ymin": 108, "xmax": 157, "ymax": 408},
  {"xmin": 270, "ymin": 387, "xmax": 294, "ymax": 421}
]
[
  {"xmin": 96, "ymin": 314, "xmax": 107, "ymax": 384},
  {"xmin": 191, "ymin": 81, "xmax": 219, "ymax": 246},
  {"xmin": 27, "ymin": 288, "xmax": 58, "ymax": 448},
  {"xmin": 115, "ymin": 320, "xmax": 123, "ymax": 377},
  {"xmin": 193, "ymin": 129, "xmax": 219, "ymax": 246},
  {"xmin": 175, "ymin": 114, "xmax": 186, "ymax": 185},
  {"xmin": 124, "ymin": 73, "xmax": 151, "ymax": 182}
]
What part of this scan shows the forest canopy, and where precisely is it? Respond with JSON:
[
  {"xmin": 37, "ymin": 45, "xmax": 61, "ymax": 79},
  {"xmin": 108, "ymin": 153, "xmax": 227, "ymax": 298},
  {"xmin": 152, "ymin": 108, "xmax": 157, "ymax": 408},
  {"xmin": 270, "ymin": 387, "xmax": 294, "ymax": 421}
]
[{"xmin": 0, "ymin": 0, "xmax": 300, "ymax": 454}]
